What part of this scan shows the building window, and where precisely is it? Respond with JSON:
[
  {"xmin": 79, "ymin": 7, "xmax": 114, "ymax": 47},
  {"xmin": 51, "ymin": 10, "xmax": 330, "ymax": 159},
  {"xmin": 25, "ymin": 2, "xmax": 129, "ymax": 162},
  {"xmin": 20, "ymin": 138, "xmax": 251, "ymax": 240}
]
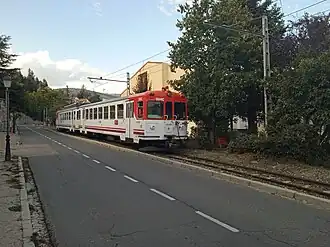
[
  {"xmin": 104, "ymin": 106, "xmax": 109, "ymax": 119},
  {"xmin": 137, "ymin": 101, "xmax": 143, "ymax": 119},
  {"xmin": 117, "ymin": 104, "xmax": 124, "ymax": 119},
  {"xmin": 110, "ymin": 105, "xmax": 115, "ymax": 119},
  {"xmin": 98, "ymin": 107, "xmax": 103, "ymax": 119}
]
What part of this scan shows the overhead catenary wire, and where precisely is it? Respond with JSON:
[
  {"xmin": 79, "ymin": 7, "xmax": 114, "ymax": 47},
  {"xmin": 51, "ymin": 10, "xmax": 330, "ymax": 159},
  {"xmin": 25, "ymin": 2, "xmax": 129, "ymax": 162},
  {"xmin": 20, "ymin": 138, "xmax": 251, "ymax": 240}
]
[{"xmin": 101, "ymin": 49, "xmax": 170, "ymax": 78}]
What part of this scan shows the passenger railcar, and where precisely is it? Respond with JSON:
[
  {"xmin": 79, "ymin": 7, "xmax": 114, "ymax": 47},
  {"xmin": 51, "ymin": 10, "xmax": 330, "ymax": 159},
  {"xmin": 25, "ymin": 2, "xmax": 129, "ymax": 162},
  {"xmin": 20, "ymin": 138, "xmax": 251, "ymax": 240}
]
[{"xmin": 55, "ymin": 88, "xmax": 188, "ymax": 147}]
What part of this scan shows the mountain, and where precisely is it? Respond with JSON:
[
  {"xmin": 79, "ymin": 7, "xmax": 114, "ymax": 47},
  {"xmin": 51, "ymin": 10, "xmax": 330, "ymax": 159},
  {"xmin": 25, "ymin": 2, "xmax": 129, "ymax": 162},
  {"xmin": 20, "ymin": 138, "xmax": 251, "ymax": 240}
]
[{"xmin": 54, "ymin": 87, "xmax": 120, "ymax": 100}]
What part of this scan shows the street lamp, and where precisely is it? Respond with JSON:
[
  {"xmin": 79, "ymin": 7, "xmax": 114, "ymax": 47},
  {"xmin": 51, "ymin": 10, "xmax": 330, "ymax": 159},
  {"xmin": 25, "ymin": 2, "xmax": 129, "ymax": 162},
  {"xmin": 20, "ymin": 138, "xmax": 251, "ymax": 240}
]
[{"xmin": 3, "ymin": 76, "xmax": 11, "ymax": 161}]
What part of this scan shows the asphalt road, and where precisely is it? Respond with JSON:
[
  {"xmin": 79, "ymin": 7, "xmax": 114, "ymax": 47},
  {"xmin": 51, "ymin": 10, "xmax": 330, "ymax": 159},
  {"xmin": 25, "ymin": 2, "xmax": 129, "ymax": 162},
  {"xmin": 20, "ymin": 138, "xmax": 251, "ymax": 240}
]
[{"xmin": 21, "ymin": 126, "xmax": 330, "ymax": 247}]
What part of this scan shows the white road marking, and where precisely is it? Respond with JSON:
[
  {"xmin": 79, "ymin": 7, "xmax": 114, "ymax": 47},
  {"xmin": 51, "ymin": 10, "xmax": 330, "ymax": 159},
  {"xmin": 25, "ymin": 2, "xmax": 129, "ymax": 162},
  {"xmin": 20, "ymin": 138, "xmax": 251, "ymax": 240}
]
[
  {"xmin": 124, "ymin": 175, "xmax": 138, "ymax": 183},
  {"xmin": 74, "ymin": 150, "xmax": 80, "ymax": 154},
  {"xmin": 68, "ymin": 147, "xmax": 72, "ymax": 150},
  {"xmin": 195, "ymin": 211, "xmax": 239, "ymax": 233},
  {"xmin": 105, "ymin": 166, "xmax": 116, "ymax": 172},
  {"xmin": 62, "ymin": 145, "xmax": 67, "ymax": 148},
  {"xmin": 150, "ymin": 188, "xmax": 176, "ymax": 201},
  {"xmin": 93, "ymin": 159, "xmax": 100, "ymax": 164},
  {"xmin": 83, "ymin": 154, "xmax": 90, "ymax": 158}
]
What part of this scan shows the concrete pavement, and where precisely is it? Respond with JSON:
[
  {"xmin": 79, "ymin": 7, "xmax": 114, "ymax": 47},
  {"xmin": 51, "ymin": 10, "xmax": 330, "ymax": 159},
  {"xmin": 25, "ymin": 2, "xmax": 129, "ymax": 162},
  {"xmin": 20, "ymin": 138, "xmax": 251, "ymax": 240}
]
[{"xmin": 21, "ymin": 125, "xmax": 330, "ymax": 246}]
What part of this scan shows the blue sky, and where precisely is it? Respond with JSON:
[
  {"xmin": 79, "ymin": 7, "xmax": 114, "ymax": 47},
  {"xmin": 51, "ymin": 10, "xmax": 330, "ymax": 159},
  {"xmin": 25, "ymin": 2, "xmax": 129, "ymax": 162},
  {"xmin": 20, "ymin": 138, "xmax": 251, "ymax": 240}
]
[{"xmin": 0, "ymin": 0, "xmax": 329, "ymax": 93}]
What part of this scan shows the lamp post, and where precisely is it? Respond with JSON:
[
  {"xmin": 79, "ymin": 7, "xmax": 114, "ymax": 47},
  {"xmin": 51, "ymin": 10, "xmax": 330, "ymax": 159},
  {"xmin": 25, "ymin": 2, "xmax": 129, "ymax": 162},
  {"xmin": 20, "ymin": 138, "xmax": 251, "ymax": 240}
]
[{"xmin": 3, "ymin": 76, "xmax": 11, "ymax": 161}]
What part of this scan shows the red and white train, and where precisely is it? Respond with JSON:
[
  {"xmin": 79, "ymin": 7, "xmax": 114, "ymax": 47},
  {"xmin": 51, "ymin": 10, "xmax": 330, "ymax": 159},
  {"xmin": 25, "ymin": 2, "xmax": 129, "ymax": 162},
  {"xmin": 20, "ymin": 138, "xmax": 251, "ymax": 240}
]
[{"xmin": 55, "ymin": 88, "xmax": 188, "ymax": 148}]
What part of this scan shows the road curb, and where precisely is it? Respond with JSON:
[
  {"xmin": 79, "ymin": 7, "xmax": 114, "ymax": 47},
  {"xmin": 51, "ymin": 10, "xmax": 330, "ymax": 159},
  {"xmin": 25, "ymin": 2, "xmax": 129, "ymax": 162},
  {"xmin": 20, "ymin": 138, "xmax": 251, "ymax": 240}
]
[
  {"xmin": 43, "ymin": 128, "xmax": 330, "ymax": 211},
  {"xmin": 18, "ymin": 156, "xmax": 35, "ymax": 247}
]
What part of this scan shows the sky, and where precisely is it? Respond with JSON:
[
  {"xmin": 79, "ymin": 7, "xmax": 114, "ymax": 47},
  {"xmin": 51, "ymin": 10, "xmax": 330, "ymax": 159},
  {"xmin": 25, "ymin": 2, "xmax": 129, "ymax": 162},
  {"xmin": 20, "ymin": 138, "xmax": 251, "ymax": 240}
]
[{"xmin": 1, "ymin": 0, "xmax": 330, "ymax": 94}]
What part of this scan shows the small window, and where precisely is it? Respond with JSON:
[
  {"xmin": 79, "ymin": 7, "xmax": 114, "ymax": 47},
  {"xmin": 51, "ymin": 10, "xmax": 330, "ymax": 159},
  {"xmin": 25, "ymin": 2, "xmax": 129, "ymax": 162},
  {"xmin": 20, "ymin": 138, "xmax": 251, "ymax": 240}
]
[
  {"xmin": 93, "ymin": 108, "xmax": 97, "ymax": 119},
  {"xmin": 126, "ymin": 102, "xmax": 134, "ymax": 118},
  {"xmin": 98, "ymin": 107, "xmax": 103, "ymax": 119},
  {"xmin": 165, "ymin": 102, "xmax": 172, "ymax": 119},
  {"xmin": 110, "ymin": 105, "xmax": 115, "ymax": 119},
  {"xmin": 137, "ymin": 101, "xmax": 143, "ymax": 119},
  {"xmin": 174, "ymin": 102, "xmax": 186, "ymax": 120},
  {"xmin": 104, "ymin": 106, "xmax": 109, "ymax": 119},
  {"xmin": 69, "ymin": 112, "xmax": 71, "ymax": 120},
  {"xmin": 86, "ymin": 109, "xmax": 88, "ymax": 119},
  {"xmin": 147, "ymin": 101, "xmax": 163, "ymax": 119},
  {"xmin": 117, "ymin": 104, "xmax": 124, "ymax": 119},
  {"xmin": 77, "ymin": 111, "xmax": 81, "ymax": 120}
]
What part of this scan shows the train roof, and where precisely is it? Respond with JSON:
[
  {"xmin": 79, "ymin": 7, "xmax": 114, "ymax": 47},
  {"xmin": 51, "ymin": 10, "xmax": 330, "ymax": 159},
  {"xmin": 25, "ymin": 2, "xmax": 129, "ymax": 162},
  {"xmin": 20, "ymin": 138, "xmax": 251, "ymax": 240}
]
[{"xmin": 57, "ymin": 89, "xmax": 186, "ymax": 112}]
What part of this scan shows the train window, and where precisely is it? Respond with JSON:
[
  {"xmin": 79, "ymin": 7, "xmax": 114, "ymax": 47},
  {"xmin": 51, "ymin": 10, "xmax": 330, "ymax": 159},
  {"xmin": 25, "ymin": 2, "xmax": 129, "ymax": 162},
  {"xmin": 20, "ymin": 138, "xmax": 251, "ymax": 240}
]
[
  {"xmin": 147, "ymin": 101, "xmax": 163, "ymax": 119},
  {"xmin": 86, "ymin": 109, "xmax": 89, "ymax": 119},
  {"xmin": 78, "ymin": 111, "xmax": 81, "ymax": 120},
  {"xmin": 93, "ymin": 108, "xmax": 97, "ymax": 119},
  {"xmin": 117, "ymin": 104, "xmax": 124, "ymax": 119},
  {"xmin": 89, "ymin": 108, "xmax": 93, "ymax": 119},
  {"xmin": 69, "ymin": 112, "xmax": 71, "ymax": 120},
  {"xmin": 137, "ymin": 101, "xmax": 143, "ymax": 119},
  {"xmin": 98, "ymin": 107, "xmax": 103, "ymax": 119},
  {"xmin": 77, "ymin": 111, "xmax": 80, "ymax": 120},
  {"xmin": 109, "ymin": 105, "xmax": 115, "ymax": 119},
  {"xmin": 104, "ymin": 106, "xmax": 109, "ymax": 119},
  {"xmin": 174, "ymin": 102, "xmax": 186, "ymax": 120},
  {"xmin": 165, "ymin": 102, "xmax": 172, "ymax": 119}
]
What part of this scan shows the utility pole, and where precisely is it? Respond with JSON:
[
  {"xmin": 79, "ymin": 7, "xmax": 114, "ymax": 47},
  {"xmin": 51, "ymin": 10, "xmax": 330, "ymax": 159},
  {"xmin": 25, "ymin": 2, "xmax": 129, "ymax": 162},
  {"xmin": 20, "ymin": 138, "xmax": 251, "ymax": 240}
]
[
  {"xmin": 126, "ymin": 72, "xmax": 130, "ymax": 96},
  {"xmin": 262, "ymin": 15, "xmax": 270, "ymax": 130}
]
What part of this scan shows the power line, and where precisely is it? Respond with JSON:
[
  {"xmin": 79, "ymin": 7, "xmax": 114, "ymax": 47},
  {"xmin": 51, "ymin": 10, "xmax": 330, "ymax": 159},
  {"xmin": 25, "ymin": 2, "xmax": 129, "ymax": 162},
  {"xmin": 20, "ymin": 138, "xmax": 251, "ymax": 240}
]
[
  {"xmin": 283, "ymin": 0, "xmax": 328, "ymax": 17},
  {"xmin": 102, "ymin": 49, "xmax": 170, "ymax": 78}
]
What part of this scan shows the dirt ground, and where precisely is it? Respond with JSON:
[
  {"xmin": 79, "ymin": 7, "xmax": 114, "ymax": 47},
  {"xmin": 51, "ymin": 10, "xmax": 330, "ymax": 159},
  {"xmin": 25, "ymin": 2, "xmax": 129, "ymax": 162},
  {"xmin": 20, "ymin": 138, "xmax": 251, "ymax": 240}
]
[{"xmin": 180, "ymin": 148, "xmax": 330, "ymax": 185}]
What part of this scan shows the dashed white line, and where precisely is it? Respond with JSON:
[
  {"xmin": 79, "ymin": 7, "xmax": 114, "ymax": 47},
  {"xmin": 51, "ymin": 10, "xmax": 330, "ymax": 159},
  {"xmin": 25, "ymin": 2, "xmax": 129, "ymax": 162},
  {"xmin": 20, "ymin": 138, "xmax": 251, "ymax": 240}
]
[
  {"xmin": 195, "ymin": 211, "xmax": 239, "ymax": 233},
  {"xmin": 93, "ymin": 159, "xmax": 100, "ymax": 164},
  {"xmin": 83, "ymin": 154, "xmax": 90, "ymax": 158},
  {"xmin": 150, "ymin": 188, "xmax": 176, "ymax": 201},
  {"xmin": 105, "ymin": 166, "xmax": 116, "ymax": 172},
  {"xmin": 67, "ymin": 147, "xmax": 72, "ymax": 150},
  {"xmin": 74, "ymin": 150, "xmax": 80, "ymax": 154},
  {"xmin": 124, "ymin": 175, "xmax": 139, "ymax": 183}
]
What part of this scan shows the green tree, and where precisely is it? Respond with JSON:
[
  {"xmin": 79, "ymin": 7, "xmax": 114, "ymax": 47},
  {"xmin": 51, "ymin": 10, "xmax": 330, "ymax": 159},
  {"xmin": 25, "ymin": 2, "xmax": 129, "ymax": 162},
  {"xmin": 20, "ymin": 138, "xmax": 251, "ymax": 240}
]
[
  {"xmin": 0, "ymin": 35, "xmax": 16, "ymax": 67},
  {"xmin": 77, "ymin": 84, "xmax": 91, "ymax": 99},
  {"xmin": 168, "ymin": 0, "xmax": 285, "ymax": 143}
]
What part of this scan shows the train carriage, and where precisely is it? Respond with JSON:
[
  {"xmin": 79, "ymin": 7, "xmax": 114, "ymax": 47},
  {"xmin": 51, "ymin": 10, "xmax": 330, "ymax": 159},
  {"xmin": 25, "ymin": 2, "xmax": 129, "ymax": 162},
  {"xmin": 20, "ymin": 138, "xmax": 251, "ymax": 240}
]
[{"xmin": 55, "ymin": 88, "xmax": 188, "ymax": 148}]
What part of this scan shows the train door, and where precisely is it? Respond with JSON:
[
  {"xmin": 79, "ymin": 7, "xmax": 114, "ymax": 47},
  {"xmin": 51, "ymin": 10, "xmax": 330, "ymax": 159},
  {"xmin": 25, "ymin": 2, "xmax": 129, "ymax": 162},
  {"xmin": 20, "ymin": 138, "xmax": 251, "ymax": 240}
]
[{"xmin": 125, "ymin": 101, "xmax": 134, "ymax": 140}]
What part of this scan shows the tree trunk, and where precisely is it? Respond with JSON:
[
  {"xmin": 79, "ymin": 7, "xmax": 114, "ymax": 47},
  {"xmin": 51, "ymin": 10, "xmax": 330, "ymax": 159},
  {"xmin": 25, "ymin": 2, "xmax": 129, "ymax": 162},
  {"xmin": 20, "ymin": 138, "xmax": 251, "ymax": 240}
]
[
  {"xmin": 247, "ymin": 108, "xmax": 257, "ymax": 133},
  {"xmin": 12, "ymin": 114, "xmax": 17, "ymax": 134}
]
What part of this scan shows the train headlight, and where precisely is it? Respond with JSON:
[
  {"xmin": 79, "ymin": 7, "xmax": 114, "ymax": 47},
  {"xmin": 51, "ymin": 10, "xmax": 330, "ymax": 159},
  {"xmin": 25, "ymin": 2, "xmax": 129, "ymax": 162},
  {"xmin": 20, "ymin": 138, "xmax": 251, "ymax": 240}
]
[{"xmin": 150, "ymin": 125, "xmax": 155, "ymax": 130}]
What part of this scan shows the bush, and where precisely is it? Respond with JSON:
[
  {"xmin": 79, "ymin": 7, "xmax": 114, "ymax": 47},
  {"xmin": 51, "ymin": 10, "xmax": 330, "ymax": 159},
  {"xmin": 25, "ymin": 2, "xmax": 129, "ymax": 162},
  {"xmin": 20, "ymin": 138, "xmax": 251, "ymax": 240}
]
[{"xmin": 228, "ymin": 126, "xmax": 330, "ymax": 166}]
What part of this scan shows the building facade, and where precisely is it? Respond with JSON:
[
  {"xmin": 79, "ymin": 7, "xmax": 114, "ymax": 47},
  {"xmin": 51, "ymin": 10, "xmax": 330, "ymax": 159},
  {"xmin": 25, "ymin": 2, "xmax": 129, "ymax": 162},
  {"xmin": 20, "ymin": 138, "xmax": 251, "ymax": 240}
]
[{"xmin": 120, "ymin": 61, "xmax": 184, "ymax": 97}]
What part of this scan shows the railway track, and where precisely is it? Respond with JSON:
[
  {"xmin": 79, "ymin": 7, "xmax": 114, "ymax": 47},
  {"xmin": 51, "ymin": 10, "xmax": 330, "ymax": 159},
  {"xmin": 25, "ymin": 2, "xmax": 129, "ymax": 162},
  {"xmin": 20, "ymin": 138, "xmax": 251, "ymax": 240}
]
[
  {"xmin": 162, "ymin": 154, "xmax": 330, "ymax": 199},
  {"xmin": 44, "ymin": 127, "xmax": 330, "ymax": 199}
]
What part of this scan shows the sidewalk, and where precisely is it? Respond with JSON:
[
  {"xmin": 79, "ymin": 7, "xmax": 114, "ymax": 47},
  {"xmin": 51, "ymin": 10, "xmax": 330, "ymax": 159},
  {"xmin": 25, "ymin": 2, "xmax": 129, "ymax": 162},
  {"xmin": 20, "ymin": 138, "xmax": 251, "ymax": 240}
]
[{"xmin": 0, "ymin": 131, "xmax": 34, "ymax": 247}]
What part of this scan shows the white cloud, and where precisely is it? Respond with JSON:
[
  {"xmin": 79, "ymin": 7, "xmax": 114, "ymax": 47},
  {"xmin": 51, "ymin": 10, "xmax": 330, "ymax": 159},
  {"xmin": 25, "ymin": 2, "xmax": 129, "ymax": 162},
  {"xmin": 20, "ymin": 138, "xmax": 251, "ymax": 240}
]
[
  {"xmin": 11, "ymin": 50, "xmax": 127, "ymax": 94},
  {"xmin": 91, "ymin": 1, "xmax": 102, "ymax": 17},
  {"xmin": 158, "ymin": 0, "xmax": 193, "ymax": 16}
]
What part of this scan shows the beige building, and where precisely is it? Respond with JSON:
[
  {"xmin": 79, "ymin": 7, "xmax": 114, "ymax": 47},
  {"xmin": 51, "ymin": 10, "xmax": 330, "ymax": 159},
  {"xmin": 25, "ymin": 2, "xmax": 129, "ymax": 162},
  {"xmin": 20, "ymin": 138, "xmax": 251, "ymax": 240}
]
[{"xmin": 120, "ymin": 61, "xmax": 184, "ymax": 97}]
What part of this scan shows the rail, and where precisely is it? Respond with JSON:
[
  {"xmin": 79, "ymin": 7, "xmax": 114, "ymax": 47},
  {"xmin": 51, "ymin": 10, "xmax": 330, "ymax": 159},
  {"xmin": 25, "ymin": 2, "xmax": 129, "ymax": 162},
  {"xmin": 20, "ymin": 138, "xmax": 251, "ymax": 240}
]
[{"xmin": 163, "ymin": 154, "xmax": 330, "ymax": 199}]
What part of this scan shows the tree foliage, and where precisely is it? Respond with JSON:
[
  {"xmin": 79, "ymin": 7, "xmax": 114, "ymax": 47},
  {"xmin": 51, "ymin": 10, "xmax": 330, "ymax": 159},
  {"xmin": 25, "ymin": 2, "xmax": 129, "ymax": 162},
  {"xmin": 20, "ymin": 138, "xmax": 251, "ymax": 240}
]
[
  {"xmin": 169, "ymin": 1, "xmax": 330, "ymax": 165},
  {"xmin": 133, "ymin": 72, "xmax": 151, "ymax": 94},
  {"xmin": 168, "ymin": 0, "xmax": 284, "ymax": 143}
]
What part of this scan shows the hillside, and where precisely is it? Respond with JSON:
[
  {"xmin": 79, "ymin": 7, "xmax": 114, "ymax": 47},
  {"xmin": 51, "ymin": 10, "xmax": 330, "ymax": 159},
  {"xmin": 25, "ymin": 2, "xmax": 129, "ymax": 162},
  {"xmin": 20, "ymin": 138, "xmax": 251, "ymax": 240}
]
[{"xmin": 54, "ymin": 88, "xmax": 120, "ymax": 100}]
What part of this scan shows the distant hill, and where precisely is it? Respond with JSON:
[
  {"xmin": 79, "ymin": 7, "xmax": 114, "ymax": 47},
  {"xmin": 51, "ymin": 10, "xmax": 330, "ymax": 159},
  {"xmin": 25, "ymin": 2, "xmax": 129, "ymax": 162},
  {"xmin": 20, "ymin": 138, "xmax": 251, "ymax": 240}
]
[{"xmin": 54, "ymin": 88, "xmax": 120, "ymax": 100}]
